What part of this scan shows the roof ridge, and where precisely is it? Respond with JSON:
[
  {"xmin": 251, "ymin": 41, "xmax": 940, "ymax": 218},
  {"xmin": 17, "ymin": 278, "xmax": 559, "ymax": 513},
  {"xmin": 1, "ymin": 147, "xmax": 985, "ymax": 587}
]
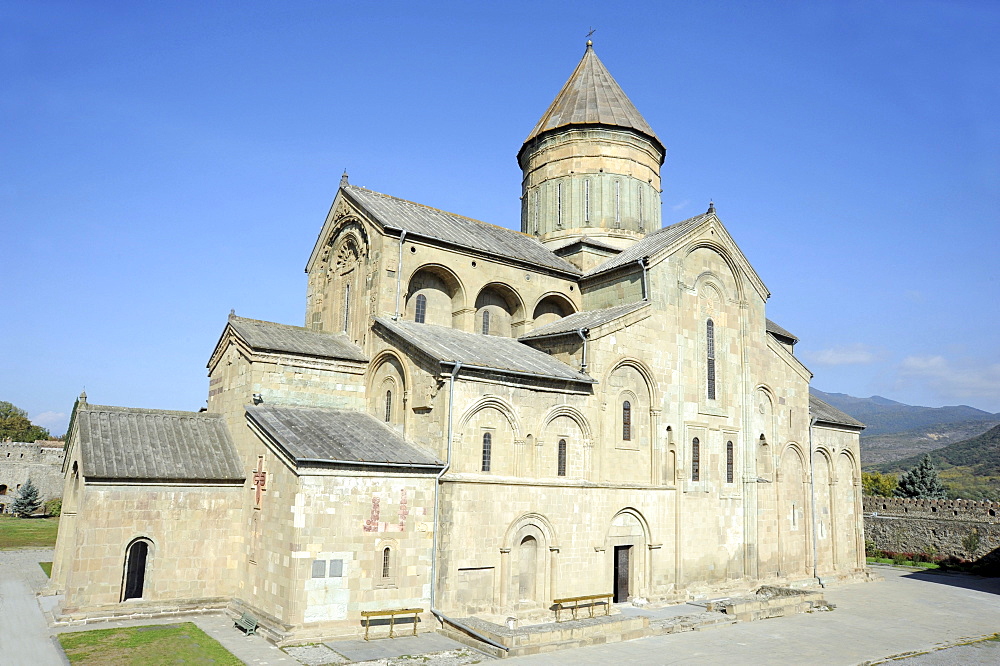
[
  {"xmin": 230, "ymin": 314, "xmax": 348, "ymax": 336},
  {"xmin": 347, "ymin": 184, "xmax": 542, "ymax": 241},
  {"xmin": 79, "ymin": 403, "xmax": 216, "ymax": 418}
]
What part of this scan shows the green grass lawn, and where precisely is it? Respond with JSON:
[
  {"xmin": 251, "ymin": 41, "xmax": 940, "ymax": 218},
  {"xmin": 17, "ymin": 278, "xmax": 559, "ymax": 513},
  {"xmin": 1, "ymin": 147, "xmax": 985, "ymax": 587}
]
[
  {"xmin": 58, "ymin": 622, "xmax": 242, "ymax": 665},
  {"xmin": 0, "ymin": 515, "xmax": 60, "ymax": 549},
  {"xmin": 39, "ymin": 561, "xmax": 53, "ymax": 577}
]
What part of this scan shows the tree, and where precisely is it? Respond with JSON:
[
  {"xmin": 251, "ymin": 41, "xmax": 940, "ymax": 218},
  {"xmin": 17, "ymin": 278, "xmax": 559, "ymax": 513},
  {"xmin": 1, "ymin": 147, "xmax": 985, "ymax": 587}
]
[
  {"xmin": 893, "ymin": 454, "xmax": 947, "ymax": 499},
  {"xmin": 862, "ymin": 471, "xmax": 898, "ymax": 497},
  {"xmin": 0, "ymin": 401, "xmax": 50, "ymax": 442},
  {"xmin": 12, "ymin": 477, "xmax": 43, "ymax": 517}
]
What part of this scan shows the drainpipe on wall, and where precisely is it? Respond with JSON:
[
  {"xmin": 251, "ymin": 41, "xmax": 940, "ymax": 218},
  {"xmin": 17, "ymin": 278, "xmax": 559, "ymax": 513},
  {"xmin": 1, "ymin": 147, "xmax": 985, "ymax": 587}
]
[
  {"xmin": 392, "ymin": 230, "xmax": 407, "ymax": 320},
  {"xmin": 575, "ymin": 328, "xmax": 590, "ymax": 373},
  {"xmin": 429, "ymin": 362, "xmax": 509, "ymax": 654},
  {"xmin": 637, "ymin": 257, "xmax": 649, "ymax": 301},
  {"xmin": 808, "ymin": 416, "xmax": 824, "ymax": 587}
]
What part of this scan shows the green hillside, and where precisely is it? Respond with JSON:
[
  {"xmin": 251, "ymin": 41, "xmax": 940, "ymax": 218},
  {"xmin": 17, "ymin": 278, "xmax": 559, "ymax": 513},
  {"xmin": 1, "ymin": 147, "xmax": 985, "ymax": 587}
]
[
  {"xmin": 811, "ymin": 389, "xmax": 999, "ymax": 436},
  {"xmin": 859, "ymin": 419, "xmax": 1000, "ymax": 465},
  {"xmin": 874, "ymin": 424, "xmax": 1000, "ymax": 501}
]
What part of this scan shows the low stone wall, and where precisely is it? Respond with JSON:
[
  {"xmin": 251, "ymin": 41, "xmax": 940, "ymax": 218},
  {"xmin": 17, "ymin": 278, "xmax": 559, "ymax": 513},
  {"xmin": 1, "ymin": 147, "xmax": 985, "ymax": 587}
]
[{"xmin": 863, "ymin": 497, "xmax": 1000, "ymax": 563}]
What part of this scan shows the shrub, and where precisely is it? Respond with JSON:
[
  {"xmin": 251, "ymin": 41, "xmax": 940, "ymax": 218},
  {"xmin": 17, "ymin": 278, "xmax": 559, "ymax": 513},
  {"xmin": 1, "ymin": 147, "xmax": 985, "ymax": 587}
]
[{"xmin": 44, "ymin": 498, "xmax": 62, "ymax": 517}]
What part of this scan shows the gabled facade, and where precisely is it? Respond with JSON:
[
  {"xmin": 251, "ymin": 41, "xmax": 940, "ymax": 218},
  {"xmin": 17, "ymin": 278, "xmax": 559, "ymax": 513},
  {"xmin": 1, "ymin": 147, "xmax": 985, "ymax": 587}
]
[{"xmin": 49, "ymin": 43, "xmax": 867, "ymax": 645}]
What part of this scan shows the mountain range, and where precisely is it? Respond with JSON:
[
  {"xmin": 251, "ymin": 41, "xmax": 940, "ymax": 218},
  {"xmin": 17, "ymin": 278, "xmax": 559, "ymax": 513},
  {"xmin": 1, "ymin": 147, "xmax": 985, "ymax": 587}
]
[{"xmin": 810, "ymin": 389, "xmax": 1000, "ymax": 466}]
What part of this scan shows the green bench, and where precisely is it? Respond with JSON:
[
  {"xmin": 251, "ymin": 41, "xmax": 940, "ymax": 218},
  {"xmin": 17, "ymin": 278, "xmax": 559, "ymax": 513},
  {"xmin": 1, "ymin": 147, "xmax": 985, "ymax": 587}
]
[
  {"xmin": 234, "ymin": 612, "xmax": 258, "ymax": 636},
  {"xmin": 360, "ymin": 607, "xmax": 422, "ymax": 640}
]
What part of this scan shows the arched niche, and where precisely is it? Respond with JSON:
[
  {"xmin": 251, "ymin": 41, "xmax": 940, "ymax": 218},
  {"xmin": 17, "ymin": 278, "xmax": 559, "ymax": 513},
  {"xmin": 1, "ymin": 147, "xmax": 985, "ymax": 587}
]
[
  {"xmin": 539, "ymin": 409, "xmax": 590, "ymax": 479},
  {"xmin": 475, "ymin": 282, "xmax": 526, "ymax": 337},
  {"xmin": 605, "ymin": 360, "xmax": 655, "ymax": 451},
  {"xmin": 368, "ymin": 353, "xmax": 407, "ymax": 431},
  {"xmin": 502, "ymin": 513, "xmax": 556, "ymax": 612},
  {"xmin": 777, "ymin": 444, "xmax": 809, "ymax": 577},
  {"xmin": 405, "ymin": 264, "xmax": 465, "ymax": 327},
  {"xmin": 458, "ymin": 397, "xmax": 521, "ymax": 475},
  {"xmin": 531, "ymin": 293, "xmax": 576, "ymax": 329}
]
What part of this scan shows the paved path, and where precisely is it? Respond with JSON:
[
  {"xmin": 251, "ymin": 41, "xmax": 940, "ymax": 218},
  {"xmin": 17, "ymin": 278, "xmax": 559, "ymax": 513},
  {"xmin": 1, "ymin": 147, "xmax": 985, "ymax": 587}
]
[
  {"xmin": 507, "ymin": 566, "xmax": 1000, "ymax": 665},
  {"xmin": 0, "ymin": 550, "xmax": 66, "ymax": 666},
  {"xmin": 3, "ymin": 552, "xmax": 999, "ymax": 665}
]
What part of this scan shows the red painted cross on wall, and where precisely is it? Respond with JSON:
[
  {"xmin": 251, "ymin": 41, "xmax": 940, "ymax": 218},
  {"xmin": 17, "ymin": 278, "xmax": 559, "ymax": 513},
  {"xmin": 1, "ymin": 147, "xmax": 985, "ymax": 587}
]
[{"xmin": 252, "ymin": 456, "xmax": 267, "ymax": 507}]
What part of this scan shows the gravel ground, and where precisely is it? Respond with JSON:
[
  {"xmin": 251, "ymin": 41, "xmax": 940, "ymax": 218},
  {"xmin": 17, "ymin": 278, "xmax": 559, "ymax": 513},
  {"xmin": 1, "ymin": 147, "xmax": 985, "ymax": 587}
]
[{"xmin": 283, "ymin": 644, "xmax": 491, "ymax": 666}]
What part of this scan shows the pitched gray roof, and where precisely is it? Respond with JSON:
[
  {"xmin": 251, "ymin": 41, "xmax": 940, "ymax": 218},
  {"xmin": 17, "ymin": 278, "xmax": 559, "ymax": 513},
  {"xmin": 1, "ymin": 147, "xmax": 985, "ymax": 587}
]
[
  {"xmin": 246, "ymin": 405, "xmax": 442, "ymax": 468},
  {"xmin": 343, "ymin": 185, "xmax": 580, "ymax": 276},
  {"xmin": 766, "ymin": 319, "xmax": 799, "ymax": 344},
  {"xmin": 550, "ymin": 235, "xmax": 623, "ymax": 255},
  {"xmin": 519, "ymin": 301, "xmax": 649, "ymax": 340},
  {"xmin": 227, "ymin": 315, "xmax": 367, "ymax": 362},
  {"xmin": 583, "ymin": 213, "xmax": 711, "ymax": 279},
  {"xmin": 810, "ymin": 395, "xmax": 865, "ymax": 429},
  {"xmin": 374, "ymin": 317, "xmax": 595, "ymax": 385},
  {"xmin": 75, "ymin": 404, "xmax": 244, "ymax": 481},
  {"xmin": 522, "ymin": 44, "xmax": 663, "ymax": 154}
]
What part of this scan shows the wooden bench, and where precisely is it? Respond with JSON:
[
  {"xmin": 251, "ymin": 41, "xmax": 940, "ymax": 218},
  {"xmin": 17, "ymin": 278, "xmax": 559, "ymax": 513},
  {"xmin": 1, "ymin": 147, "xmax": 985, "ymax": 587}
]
[
  {"xmin": 234, "ymin": 612, "xmax": 258, "ymax": 636},
  {"xmin": 360, "ymin": 607, "xmax": 423, "ymax": 640},
  {"xmin": 552, "ymin": 593, "xmax": 613, "ymax": 622}
]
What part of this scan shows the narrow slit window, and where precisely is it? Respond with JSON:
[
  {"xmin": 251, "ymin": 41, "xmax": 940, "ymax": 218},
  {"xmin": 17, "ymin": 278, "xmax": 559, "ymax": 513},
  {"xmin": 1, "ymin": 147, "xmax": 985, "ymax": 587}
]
[
  {"xmin": 381, "ymin": 547, "xmax": 391, "ymax": 578},
  {"xmin": 557, "ymin": 439, "xmax": 567, "ymax": 477},
  {"xmin": 615, "ymin": 180, "xmax": 621, "ymax": 227},
  {"xmin": 384, "ymin": 390, "xmax": 392, "ymax": 423},
  {"xmin": 343, "ymin": 284, "xmax": 350, "ymax": 332},
  {"xmin": 706, "ymin": 319, "xmax": 716, "ymax": 400},
  {"xmin": 638, "ymin": 187, "xmax": 643, "ymax": 230},
  {"xmin": 584, "ymin": 179, "xmax": 590, "ymax": 223},
  {"xmin": 414, "ymin": 294, "xmax": 427, "ymax": 323},
  {"xmin": 726, "ymin": 441, "xmax": 734, "ymax": 483},
  {"xmin": 482, "ymin": 310, "xmax": 491, "ymax": 335},
  {"xmin": 481, "ymin": 432, "xmax": 492, "ymax": 472},
  {"xmin": 556, "ymin": 182, "xmax": 563, "ymax": 227},
  {"xmin": 533, "ymin": 190, "xmax": 539, "ymax": 234},
  {"xmin": 622, "ymin": 401, "xmax": 632, "ymax": 441},
  {"xmin": 692, "ymin": 438, "xmax": 701, "ymax": 482}
]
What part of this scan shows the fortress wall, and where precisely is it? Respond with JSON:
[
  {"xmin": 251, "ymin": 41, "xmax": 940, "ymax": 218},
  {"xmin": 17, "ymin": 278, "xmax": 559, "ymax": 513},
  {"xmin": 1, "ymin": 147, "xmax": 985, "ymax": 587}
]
[
  {"xmin": 0, "ymin": 441, "xmax": 66, "ymax": 511},
  {"xmin": 863, "ymin": 496, "xmax": 1000, "ymax": 562}
]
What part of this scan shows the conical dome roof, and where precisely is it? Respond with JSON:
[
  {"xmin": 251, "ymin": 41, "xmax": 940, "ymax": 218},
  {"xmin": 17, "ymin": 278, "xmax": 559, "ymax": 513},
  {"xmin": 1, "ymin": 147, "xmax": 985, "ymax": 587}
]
[{"xmin": 521, "ymin": 43, "xmax": 663, "ymax": 153}]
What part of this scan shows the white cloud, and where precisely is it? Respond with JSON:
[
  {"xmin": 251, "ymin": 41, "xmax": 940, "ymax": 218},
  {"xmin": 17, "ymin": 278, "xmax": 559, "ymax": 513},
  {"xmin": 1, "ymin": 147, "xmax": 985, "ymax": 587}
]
[
  {"xmin": 31, "ymin": 411, "xmax": 68, "ymax": 430},
  {"xmin": 895, "ymin": 356, "xmax": 1000, "ymax": 410},
  {"xmin": 805, "ymin": 344, "xmax": 879, "ymax": 366}
]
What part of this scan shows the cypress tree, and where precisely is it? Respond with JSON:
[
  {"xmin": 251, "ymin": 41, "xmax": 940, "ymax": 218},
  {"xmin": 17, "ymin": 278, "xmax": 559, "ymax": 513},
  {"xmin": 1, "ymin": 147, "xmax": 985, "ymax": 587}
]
[
  {"xmin": 893, "ymin": 454, "xmax": 947, "ymax": 499},
  {"xmin": 12, "ymin": 477, "xmax": 43, "ymax": 517}
]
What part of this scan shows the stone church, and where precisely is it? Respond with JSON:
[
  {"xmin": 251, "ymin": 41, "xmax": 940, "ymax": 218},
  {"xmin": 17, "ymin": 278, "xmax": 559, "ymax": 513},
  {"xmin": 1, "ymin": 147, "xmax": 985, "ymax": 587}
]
[{"xmin": 49, "ymin": 43, "xmax": 867, "ymax": 645}]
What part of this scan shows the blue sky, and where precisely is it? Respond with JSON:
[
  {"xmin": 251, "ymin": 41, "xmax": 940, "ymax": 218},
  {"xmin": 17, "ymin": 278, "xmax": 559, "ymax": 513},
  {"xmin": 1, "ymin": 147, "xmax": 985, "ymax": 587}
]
[{"xmin": 3, "ymin": 1, "xmax": 998, "ymax": 436}]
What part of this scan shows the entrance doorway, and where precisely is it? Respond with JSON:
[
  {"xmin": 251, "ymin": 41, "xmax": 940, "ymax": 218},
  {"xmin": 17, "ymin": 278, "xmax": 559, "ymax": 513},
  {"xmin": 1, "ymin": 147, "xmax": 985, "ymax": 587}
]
[
  {"xmin": 122, "ymin": 540, "xmax": 149, "ymax": 601},
  {"xmin": 613, "ymin": 545, "xmax": 631, "ymax": 602}
]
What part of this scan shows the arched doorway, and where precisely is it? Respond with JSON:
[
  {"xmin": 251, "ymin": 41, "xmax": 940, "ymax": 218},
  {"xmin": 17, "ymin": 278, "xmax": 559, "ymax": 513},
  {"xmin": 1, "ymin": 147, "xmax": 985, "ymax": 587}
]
[
  {"xmin": 122, "ymin": 539, "xmax": 151, "ymax": 601},
  {"xmin": 607, "ymin": 510, "xmax": 649, "ymax": 603}
]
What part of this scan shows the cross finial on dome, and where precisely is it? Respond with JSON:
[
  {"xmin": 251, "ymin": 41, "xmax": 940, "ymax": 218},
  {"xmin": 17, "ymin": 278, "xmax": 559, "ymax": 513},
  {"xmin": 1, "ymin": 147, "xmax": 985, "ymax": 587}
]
[
  {"xmin": 340, "ymin": 170, "xmax": 349, "ymax": 188},
  {"xmin": 707, "ymin": 200, "xmax": 715, "ymax": 214},
  {"xmin": 586, "ymin": 27, "xmax": 595, "ymax": 48}
]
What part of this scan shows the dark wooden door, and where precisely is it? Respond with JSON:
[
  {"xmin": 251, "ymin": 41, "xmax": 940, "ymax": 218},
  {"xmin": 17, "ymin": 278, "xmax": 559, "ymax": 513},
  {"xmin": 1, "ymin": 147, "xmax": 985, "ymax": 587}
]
[
  {"xmin": 123, "ymin": 541, "xmax": 148, "ymax": 600},
  {"xmin": 614, "ymin": 545, "xmax": 631, "ymax": 603}
]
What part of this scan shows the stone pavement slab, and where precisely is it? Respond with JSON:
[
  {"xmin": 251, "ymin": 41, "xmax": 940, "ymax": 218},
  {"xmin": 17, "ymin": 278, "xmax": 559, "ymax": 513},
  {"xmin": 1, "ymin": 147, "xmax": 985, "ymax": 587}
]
[
  {"xmin": 325, "ymin": 632, "xmax": 467, "ymax": 661},
  {"xmin": 0, "ymin": 550, "xmax": 66, "ymax": 666},
  {"xmin": 505, "ymin": 567, "xmax": 1000, "ymax": 665}
]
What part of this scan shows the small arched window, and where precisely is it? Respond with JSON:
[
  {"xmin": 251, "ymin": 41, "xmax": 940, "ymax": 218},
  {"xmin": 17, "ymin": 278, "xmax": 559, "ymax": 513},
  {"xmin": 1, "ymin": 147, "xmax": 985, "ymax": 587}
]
[
  {"xmin": 381, "ymin": 546, "xmax": 392, "ymax": 579},
  {"xmin": 692, "ymin": 438, "xmax": 701, "ymax": 482},
  {"xmin": 622, "ymin": 401, "xmax": 632, "ymax": 441},
  {"xmin": 482, "ymin": 310, "xmax": 491, "ymax": 335},
  {"xmin": 414, "ymin": 294, "xmax": 427, "ymax": 324},
  {"xmin": 706, "ymin": 319, "xmax": 716, "ymax": 400},
  {"xmin": 384, "ymin": 390, "xmax": 392, "ymax": 423},
  {"xmin": 726, "ymin": 441, "xmax": 734, "ymax": 483},
  {"xmin": 481, "ymin": 433, "xmax": 492, "ymax": 472},
  {"xmin": 557, "ymin": 439, "xmax": 567, "ymax": 477}
]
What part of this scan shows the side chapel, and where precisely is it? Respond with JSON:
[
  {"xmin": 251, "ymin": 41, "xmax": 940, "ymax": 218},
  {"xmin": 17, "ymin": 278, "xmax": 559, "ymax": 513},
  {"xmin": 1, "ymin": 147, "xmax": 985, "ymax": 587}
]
[{"xmin": 49, "ymin": 42, "xmax": 868, "ymax": 644}]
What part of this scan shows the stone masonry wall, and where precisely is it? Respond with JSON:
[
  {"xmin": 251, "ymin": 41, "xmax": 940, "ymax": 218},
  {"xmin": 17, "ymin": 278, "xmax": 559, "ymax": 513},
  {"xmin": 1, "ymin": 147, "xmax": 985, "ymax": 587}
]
[
  {"xmin": 863, "ymin": 496, "xmax": 1000, "ymax": 562},
  {"xmin": 0, "ymin": 441, "xmax": 65, "ymax": 512}
]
